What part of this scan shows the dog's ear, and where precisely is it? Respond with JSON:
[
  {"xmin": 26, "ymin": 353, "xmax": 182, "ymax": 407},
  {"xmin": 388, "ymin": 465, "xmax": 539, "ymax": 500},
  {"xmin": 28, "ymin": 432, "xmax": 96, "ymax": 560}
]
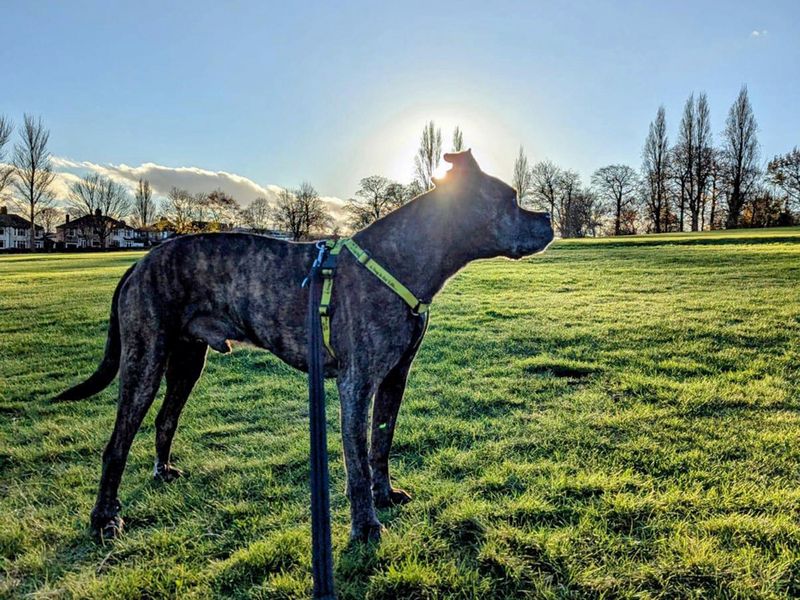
[{"xmin": 443, "ymin": 148, "xmax": 480, "ymax": 172}]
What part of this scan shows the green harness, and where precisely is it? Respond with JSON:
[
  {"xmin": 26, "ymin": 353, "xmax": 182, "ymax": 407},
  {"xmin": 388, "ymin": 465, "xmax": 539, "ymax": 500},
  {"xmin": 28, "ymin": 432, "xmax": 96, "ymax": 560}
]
[{"xmin": 317, "ymin": 238, "xmax": 430, "ymax": 358}]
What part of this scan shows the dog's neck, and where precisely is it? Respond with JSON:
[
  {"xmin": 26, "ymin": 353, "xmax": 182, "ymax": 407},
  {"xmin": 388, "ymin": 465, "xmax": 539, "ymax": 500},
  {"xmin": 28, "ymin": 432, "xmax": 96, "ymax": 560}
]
[{"xmin": 352, "ymin": 189, "xmax": 479, "ymax": 303}]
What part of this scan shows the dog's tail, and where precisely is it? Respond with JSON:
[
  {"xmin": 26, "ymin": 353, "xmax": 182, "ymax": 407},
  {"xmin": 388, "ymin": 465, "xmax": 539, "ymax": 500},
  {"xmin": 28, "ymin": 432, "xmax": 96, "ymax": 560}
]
[{"xmin": 54, "ymin": 264, "xmax": 136, "ymax": 401}]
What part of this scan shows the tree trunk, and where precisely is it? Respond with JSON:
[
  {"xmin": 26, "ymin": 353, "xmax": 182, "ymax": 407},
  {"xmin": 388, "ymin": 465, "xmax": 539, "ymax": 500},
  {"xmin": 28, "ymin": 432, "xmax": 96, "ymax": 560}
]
[
  {"xmin": 726, "ymin": 181, "xmax": 742, "ymax": 228},
  {"xmin": 30, "ymin": 206, "xmax": 35, "ymax": 252},
  {"xmin": 700, "ymin": 195, "xmax": 706, "ymax": 231}
]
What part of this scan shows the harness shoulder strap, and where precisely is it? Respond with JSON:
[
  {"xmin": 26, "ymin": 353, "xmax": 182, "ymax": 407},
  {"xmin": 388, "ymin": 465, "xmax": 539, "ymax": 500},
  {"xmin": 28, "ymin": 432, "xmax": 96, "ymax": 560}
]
[{"xmin": 342, "ymin": 239, "xmax": 430, "ymax": 314}]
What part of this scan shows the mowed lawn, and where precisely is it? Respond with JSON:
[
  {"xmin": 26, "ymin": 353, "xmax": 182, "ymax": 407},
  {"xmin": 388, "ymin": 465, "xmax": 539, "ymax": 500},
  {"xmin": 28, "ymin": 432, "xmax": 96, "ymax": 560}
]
[{"xmin": 1, "ymin": 228, "xmax": 800, "ymax": 599}]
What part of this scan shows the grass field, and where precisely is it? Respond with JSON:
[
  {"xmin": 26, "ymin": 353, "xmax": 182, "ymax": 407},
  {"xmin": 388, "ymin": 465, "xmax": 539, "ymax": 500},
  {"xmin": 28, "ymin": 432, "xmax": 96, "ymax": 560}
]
[{"xmin": 1, "ymin": 227, "xmax": 800, "ymax": 599}]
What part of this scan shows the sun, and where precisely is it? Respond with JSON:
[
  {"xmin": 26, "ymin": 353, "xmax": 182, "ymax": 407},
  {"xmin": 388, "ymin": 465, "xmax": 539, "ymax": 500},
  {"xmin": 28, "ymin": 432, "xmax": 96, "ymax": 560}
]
[
  {"xmin": 351, "ymin": 104, "xmax": 519, "ymax": 188},
  {"xmin": 432, "ymin": 161, "xmax": 450, "ymax": 180}
]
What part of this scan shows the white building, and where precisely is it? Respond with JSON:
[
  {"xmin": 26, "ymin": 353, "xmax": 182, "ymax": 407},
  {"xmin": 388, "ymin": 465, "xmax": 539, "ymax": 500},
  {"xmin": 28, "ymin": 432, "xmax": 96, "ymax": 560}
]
[
  {"xmin": 56, "ymin": 211, "xmax": 145, "ymax": 249},
  {"xmin": 0, "ymin": 206, "xmax": 44, "ymax": 250}
]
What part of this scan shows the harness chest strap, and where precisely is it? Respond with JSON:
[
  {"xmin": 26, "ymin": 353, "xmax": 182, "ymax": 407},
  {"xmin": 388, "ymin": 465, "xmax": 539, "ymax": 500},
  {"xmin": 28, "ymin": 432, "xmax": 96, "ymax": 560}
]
[{"xmin": 318, "ymin": 238, "xmax": 430, "ymax": 358}]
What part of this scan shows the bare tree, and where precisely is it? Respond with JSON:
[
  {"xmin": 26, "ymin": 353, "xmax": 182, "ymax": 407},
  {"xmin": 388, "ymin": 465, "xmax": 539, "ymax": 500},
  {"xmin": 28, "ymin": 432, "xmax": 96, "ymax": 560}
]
[
  {"xmin": 688, "ymin": 93, "xmax": 713, "ymax": 231},
  {"xmin": 345, "ymin": 175, "xmax": 406, "ymax": 230},
  {"xmin": 530, "ymin": 160, "xmax": 562, "ymax": 224},
  {"xmin": 641, "ymin": 106, "xmax": 670, "ymax": 233},
  {"xmin": 132, "ymin": 179, "xmax": 156, "ymax": 229},
  {"xmin": 272, "ymin": 188, "xmax": 304, "ymax": 240},
  {"xmin": 768, "ymin": 147, "xmax": 800, "ymax": 212},
  {"xmin": 295, "ymin": 182, "xmax": 330, "ymax": 239},
  {"xmin": 273, "ymin": 183, "xmax": 330, "ymax": 241},
  {"xmin": 527, "ymin": 160, "xmax": 599, "ymax": 238},
  {"xmin": 573, "ymin": 189, "xmax": 605, "ymax": 237},
  {"xmin": 555, "ymin": 170, "xmax": 583, "ymax": 238},
  {"xmin": 404, "ymin": 179, "xmax": 424, "ymax": 201},
  {"xmin": 164, "ymin": 187, "xmax": 195, "ymax": 233},
  {"xmin": 512, "ymin": 146, "xmax": 533, "ymax": 204},
  {"xmin": 672, "ymin": 94, "xmax": 697, "ymax": 232},
  {"xmin": 68, "ymin": 173, "xmax": 131, "ymax": 248},
  {"xmin": 722, "ymin": 86, "xmax": 759, "ymax": 228},
  {"xmin": 37, "ymin": 206, "xmax": 62, "ymax": 236},
  {"xmin": 191, "ymin": 191, "xmax": 209, "ymax": 225},
  {"xmin": 452, "ymin": 126, "xmax": 464, "ymax": 152},
  {"xmin": 0, "ymin": 117, "xmax": 14, "ymax": 201},
  {"xmin": 707, "ymin": 148, "xmax": 725, "ymax": 230},
  {"xmin": 241, "ymin": 196, "xmax": 273, "ymax": 231},
  {"xmin": 11, "ymin": 115, "xmax": 56, "ymax": 250},
  {"xmin": 200, "ymin": 189, "xmax": 239, "ymax": 230},
  {"xmin": 591, "ymin": 164, "xmax": 640, "ymax": 236},
  {"xmin": 414, "ymin": 121, "xmax": 442, "ymax": 190}
]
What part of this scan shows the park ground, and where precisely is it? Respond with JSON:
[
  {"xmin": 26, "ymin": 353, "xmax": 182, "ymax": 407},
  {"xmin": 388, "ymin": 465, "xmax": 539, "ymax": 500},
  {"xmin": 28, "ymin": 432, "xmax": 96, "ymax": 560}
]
[{"xmin": 1, "ymin": 228, "xmax": 800, "ymax": 599}]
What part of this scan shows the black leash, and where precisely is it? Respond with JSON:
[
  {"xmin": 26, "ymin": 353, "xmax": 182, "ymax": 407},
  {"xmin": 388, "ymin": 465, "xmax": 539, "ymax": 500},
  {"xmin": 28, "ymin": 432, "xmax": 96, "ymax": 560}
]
[{"xmin": 304, "ymin": 241, "xmax": 336, "ymax": 600}]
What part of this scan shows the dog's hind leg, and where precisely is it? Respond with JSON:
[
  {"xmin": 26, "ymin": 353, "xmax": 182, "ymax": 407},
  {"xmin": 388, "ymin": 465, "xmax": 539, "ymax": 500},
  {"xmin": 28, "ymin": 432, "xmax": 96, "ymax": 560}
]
[
  {"xmin": 91, "ymin": 331, "xmax": 167, "ymax": 539},
  {"xmin": 153, "ymin": 340, "xmax": 208, "ymax": 482},
  {"xmin": 370, "ymin": 351, "xmax": 417, "ymax": 508}
]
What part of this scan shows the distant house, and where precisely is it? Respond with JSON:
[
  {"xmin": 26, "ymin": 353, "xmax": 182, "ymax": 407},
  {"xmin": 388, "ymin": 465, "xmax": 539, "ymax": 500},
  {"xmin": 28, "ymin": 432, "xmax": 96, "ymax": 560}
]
[
  {"xmin": 0, "ymin": 205, "xmax": 44, "ymax": 250},
  {"xmin": 135, "ymin": 216, "xmax": 180, "ymax": 246},
  {"xmin": 139, "ymin": 223, "xmax": 175, "ymax": 246},
  {"xmin": 232, "ymin": 226, "xmax": 293, "ymax": 240},
  {"xmin": 190, "ymin": 220, "xmax": 232, "ymax": 232},
  {"xmin": 56, "ymin": 210, "xmax": 145, "ymax": 249}
]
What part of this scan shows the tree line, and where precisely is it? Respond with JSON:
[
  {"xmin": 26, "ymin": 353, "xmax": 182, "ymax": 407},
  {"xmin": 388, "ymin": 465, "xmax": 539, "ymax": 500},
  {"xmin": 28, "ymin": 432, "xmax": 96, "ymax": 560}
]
[
  {"xmin": 0, "ymin": 113, "xmax": 341, "ymax": 247},
  {"xmin": 0, "ymin": 113, "xmax": 463, "ymax": 248},
  {"xmin": 512, "ymin": 86, "xmax": 799, "ymax": 237},
  {"xmin": 2, "ymin": 88, "xmax": 798, "ymax": 251},
  {"xmin": 340, "ymin": 89, "xmax": 799, "ymax": 239}
]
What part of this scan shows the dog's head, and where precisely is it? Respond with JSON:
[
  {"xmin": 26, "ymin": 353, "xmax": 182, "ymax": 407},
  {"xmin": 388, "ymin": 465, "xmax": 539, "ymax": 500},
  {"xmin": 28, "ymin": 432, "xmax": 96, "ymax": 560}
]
[{"xmin": 430, "ymin": 149, "xmax": 553, "ymax": 260}]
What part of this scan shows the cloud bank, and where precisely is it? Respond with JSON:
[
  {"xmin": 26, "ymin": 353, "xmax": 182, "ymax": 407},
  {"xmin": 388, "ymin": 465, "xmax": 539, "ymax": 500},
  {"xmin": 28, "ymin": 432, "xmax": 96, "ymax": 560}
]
[{"xmin": 49, "ymin": 157, "xmax": 347, "ymax": 224}]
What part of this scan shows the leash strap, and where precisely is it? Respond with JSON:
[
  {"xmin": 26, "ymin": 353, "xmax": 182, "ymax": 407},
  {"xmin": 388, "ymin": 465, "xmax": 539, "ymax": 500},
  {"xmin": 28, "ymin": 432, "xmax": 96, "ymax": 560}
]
[
  {"xmin": 306, "ymin": 252, "xmax": 337, "ymax": 600},
  {"xmin": 302, "ymin": 237, "xmax": 429, "ymax": 598},
  {"xmin": 318, "ymin": 238, "xmax": 429, "ymax": 358}
]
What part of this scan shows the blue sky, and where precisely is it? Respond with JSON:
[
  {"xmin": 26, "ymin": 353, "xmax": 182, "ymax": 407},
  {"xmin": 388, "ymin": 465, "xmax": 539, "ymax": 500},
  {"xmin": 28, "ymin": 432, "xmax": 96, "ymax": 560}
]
[{"xmin": 3, "ymin": 1, "xmax": 798, "ymax": 204}]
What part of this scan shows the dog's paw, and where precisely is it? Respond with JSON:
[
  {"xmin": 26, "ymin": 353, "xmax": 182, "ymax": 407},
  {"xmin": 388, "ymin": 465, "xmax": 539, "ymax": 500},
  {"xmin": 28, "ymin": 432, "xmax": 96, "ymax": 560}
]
[
  {"xmin": 93, "ymin": 515, "xmax": 124, "ymax": 540},
  {"xmin": 350, "ymin": 520, "xmax": 384, "ymax": 543},
  {"xmin": 374, "ymin": 487, "xmax": 412, "ymax": 508},
  {"xmin": 153, "ymin": 461, "xmax": 183, "ymax": 482}
]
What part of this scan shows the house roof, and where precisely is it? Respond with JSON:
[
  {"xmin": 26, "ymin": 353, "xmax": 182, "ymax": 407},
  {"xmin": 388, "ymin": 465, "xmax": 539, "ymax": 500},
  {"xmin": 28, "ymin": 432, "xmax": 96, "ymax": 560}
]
[
  {"xmin": 0, "ymin": 213, "xmax": 43, "ymax": 230},
  {"xmin": 57, "ymin": 214, "xmax": 133, "ymax": 230}
]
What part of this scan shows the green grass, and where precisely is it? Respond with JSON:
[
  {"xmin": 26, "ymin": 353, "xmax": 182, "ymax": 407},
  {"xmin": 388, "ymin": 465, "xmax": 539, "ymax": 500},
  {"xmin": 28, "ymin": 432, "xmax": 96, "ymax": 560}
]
[{"xmin": 1, "ymin": 227, "xmax": 799, "ymax": 599}]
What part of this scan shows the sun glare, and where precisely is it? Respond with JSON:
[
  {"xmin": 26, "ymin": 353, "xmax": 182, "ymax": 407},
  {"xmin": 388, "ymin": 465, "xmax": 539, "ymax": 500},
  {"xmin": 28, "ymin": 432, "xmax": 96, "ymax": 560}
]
[
  {"xmin": 432, "ymin": 162, "xmax": 450, "ymax": 180},
  {"xmin": 353, "ymin": 105, "xmax": 518, "ymax": 187}
]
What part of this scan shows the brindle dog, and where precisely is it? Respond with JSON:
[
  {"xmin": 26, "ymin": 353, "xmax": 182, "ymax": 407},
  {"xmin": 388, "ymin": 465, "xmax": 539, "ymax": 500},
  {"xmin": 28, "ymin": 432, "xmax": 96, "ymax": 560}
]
[{"xmin": 57, "ymin": 150, "xmax": 554, "ymax": 541}]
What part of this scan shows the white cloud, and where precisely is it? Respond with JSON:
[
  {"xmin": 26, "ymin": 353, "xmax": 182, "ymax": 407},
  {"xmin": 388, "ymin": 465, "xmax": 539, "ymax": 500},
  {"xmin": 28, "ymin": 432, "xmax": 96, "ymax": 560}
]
[
  {"xmin": 750, "ymin": 29, "xmax": 768, "ymax": 38},
  {"xmin": 0, "ymin": 162, "xmax": 81, "ymax": 209},
  {"xmin": 51, "ymin": 157, "xmax": 283, "ymax": 205},
  {"xmin": 49, "ymin": 157, "xmax": 347, "ymax": 225}
]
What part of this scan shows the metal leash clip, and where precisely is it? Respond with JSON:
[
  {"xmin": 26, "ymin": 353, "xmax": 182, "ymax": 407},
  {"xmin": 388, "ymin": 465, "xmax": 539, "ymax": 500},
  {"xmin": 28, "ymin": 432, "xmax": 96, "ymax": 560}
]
[{"xmin": 302, "ymin": 240, "xmax": 329, "ymax": 288}]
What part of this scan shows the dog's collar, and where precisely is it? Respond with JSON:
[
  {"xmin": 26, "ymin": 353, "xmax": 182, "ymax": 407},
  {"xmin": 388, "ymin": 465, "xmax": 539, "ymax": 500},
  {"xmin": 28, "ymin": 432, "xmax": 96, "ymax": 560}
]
[{"xmin": 316, "ymin": 238, "xmax": 429, "ymax": 357}]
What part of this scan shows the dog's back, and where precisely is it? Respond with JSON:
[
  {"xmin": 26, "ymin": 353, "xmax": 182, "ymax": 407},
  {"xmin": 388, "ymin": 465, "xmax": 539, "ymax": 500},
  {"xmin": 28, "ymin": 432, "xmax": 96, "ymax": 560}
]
[{"xmin": 58, "ymin": 233, "xmax": 318, "ymax": 402}]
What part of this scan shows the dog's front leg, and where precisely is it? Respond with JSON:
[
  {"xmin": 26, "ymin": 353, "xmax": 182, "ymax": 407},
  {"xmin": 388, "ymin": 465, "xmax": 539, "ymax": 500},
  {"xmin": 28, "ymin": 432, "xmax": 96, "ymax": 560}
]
[
  {"xmin": 337, "ymin": 371, "xmax": 382, "ymax": 542},
  {"xmin": 370, "ymin": 355, "xmax": 415, "ymax": 508}
]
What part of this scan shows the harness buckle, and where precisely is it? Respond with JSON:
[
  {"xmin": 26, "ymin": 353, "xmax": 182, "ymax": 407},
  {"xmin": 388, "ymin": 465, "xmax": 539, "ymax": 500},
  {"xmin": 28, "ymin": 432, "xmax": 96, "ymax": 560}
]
[
  {"xmin": 301, "ymin": 241, "xmax": 330, "ymax": 288},
  {"xmin": 411, "ymin": 301, "xmax": 424, "ymax": 316}
]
